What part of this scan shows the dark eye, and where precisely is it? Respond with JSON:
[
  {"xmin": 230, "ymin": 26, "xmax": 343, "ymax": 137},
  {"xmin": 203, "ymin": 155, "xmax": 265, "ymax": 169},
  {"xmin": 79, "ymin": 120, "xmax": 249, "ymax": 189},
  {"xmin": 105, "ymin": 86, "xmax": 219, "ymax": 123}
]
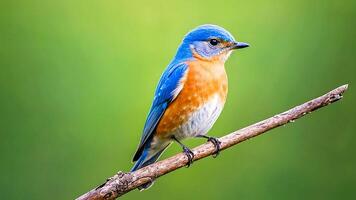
[{"xmin": 209, "ymin": 39, "xmax": 219, "ymax": 46}]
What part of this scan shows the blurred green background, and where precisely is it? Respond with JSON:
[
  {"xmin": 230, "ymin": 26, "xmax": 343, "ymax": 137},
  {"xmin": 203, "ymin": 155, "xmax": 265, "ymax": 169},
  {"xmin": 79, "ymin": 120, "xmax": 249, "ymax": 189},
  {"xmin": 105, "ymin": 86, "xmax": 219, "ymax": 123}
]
[{"xmin": 1, "ymin": 0, "xmax": 355, "ymax": 199}]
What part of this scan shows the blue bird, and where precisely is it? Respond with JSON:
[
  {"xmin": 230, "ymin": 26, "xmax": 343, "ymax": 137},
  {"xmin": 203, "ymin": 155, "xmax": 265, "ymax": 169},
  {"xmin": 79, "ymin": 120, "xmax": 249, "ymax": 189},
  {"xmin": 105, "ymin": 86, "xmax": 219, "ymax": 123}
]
[{"xmin": 131, "ymin": 24, "xmax": 249, "ymax": 190}]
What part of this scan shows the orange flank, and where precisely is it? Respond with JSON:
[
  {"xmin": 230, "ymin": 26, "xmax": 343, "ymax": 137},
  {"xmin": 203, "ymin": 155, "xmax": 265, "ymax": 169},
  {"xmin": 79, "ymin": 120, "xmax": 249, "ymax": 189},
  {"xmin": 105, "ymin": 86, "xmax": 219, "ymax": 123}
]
[{"xmin": 155, "ymin": 56, "xmax": 228, "ymax": 138}]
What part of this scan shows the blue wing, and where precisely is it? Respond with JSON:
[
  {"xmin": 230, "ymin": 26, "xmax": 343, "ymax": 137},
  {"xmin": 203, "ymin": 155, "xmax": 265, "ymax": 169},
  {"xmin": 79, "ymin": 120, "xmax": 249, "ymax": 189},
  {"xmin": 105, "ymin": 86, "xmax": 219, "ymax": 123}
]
[{"xmin": 133, "ymin": 62, "xmax": 188, "ymax": 161}]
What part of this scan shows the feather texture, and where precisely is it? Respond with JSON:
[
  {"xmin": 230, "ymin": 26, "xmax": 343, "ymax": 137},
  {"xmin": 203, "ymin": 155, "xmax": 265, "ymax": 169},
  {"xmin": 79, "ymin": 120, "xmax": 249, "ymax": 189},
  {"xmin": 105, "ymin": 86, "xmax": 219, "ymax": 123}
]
[{"xmin": 132, "ymin": 62, "xmax": 188, "ymax": 161}]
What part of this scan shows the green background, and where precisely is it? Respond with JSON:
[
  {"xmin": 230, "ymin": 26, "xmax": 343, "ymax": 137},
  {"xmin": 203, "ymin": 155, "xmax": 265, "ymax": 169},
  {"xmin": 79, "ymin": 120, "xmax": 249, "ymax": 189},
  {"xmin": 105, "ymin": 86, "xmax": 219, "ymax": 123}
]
[{"xmin": 1, "ymin": 0, "xmax": 355, "ymax": 199}]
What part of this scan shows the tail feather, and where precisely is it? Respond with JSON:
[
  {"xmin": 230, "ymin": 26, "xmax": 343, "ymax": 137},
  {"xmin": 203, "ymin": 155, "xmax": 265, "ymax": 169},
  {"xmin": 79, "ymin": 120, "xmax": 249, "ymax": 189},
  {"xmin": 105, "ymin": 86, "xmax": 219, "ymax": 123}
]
[{"xmin": 131, "ymin": 145, "xmax": 168, "ymax": 190}]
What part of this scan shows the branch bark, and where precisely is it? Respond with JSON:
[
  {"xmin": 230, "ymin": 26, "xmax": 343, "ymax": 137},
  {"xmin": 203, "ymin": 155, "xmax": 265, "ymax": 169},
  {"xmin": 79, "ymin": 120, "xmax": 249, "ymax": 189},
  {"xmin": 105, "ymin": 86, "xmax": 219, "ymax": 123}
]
[{"xmin": 77, "ymin": 84, "xmax": 348, "ymax": 200}]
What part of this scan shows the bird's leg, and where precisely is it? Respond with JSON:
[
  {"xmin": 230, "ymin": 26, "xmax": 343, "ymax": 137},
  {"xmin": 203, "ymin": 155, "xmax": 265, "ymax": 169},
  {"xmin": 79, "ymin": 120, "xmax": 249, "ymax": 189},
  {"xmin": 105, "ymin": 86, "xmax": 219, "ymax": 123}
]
[
  {"xmin": 172, "ymin": 136, "xmax": 194, "ymax": 167},
  {"xmin": 196, "ymin": 135, "xmax": 221, "ymax": 158}
]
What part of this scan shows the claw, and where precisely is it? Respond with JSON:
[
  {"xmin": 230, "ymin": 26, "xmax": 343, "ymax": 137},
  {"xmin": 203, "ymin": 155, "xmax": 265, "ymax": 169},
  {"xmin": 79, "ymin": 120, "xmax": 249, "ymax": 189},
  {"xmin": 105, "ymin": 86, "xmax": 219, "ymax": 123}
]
[
  {"xmin": 207, "ymin": 137, "xmax": 221, "ymax": 158},
  {"xmin": 197, "ymin": 135, "xmax": 221, "ymax": 158},
  {"xmin": 172, "ymin": 136, "xmax": 195, "ymax": 167},
  {"xmin": 183, "ymin": 146, "xmax": 194, "ymax": 167}
]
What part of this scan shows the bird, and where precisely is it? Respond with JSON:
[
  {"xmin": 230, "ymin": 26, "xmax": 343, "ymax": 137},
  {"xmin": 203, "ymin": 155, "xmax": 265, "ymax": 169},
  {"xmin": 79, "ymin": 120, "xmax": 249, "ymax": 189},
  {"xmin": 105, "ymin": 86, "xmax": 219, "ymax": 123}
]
[{"xmin": 131, "ymin": 24, "xmax": 249, "ymax": 190}]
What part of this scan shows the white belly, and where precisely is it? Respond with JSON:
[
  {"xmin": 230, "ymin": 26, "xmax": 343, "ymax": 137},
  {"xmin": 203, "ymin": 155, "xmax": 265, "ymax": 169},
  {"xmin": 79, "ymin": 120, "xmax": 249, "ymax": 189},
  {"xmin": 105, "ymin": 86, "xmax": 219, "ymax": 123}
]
[{"xmin": 172, "ymin": 94, "xmax": 225, "ymax": 140}]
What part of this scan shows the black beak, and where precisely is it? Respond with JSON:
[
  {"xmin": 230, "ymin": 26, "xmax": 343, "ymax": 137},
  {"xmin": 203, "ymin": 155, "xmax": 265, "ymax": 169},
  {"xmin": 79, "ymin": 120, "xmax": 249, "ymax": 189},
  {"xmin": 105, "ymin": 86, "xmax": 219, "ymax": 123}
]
[{"xmin": 232, "ymin": 42, "xmax": 249, "ymax": 49}]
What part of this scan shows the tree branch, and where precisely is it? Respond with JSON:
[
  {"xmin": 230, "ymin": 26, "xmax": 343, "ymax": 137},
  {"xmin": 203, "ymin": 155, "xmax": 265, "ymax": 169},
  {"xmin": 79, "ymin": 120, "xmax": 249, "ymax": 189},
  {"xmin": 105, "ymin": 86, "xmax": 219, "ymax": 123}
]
[{"xmin": 77, "ymin": 84, "xmax": 348, "ymax": 200}]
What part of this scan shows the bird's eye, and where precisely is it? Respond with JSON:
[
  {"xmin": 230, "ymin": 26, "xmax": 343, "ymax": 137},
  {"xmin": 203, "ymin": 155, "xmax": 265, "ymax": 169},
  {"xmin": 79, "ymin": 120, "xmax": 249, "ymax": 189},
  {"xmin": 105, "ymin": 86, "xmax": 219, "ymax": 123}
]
[{"xmin": 209, "ymin": 39, "xmax": 219, "ymax": 46}]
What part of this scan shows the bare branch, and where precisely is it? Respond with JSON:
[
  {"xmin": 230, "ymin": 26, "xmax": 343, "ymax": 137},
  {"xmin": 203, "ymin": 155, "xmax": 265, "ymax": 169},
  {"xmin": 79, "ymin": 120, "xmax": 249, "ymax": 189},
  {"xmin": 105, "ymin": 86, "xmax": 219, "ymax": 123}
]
[{"xmin": 76, "ymin": 84, "xmax": 348, "ymax": 200}]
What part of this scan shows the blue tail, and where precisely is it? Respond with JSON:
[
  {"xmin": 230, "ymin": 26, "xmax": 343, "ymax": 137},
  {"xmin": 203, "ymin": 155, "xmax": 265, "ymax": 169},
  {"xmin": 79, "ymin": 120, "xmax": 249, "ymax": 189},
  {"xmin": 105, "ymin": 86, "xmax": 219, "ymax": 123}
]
[{"xmin": 131, "ymin": 146, "xmax": 167, "ymax": 190}]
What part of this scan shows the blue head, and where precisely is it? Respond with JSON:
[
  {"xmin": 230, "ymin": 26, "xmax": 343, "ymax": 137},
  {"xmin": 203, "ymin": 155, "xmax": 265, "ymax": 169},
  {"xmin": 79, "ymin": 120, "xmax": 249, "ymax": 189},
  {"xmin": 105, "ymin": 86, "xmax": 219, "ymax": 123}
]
[{"xmin": 174, "ymin": 24, "xmax": 249, "ymax": 62}]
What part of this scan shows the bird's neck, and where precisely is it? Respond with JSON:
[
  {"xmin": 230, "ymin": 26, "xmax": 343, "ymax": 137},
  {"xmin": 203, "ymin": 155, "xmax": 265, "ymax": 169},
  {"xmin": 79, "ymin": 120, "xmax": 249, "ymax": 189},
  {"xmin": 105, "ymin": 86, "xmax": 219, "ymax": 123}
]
[{"xmin": 173, "ymin": 42, "xmax": 193, "ymax": 62}]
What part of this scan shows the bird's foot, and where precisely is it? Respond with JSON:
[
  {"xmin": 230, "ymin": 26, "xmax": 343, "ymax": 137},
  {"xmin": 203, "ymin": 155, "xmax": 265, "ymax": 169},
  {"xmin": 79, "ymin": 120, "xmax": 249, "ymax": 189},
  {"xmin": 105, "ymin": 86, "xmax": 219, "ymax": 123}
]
[
  {"xmin": 207, "ymin": 137, "xmax": 221, "ymax": 158},
  {"xmin": 182, "ymin": 146, "xmax": 194, "ymax": 167},
  {"xmin": 196, "ymin": 135, "xmax": 222, "ymax": 158},
  {"xmin": 172, "ymin": 136, "xmax": 195, "ymax": 167}
]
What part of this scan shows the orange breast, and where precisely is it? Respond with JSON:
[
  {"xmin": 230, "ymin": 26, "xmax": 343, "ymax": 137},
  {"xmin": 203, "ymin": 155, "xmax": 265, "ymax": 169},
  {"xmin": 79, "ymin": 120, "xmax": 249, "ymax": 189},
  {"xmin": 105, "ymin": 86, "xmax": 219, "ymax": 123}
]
[{"xmin": 155, "ymin": 59, "xmax": 228, "ymax": 138}]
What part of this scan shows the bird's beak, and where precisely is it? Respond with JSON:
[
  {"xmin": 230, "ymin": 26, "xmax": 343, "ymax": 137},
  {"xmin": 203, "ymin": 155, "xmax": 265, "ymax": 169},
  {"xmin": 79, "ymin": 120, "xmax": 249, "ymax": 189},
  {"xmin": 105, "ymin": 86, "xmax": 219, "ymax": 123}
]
[{"xmin": 231, "ymin": 42, "xmax": 249, "ymax": 50}]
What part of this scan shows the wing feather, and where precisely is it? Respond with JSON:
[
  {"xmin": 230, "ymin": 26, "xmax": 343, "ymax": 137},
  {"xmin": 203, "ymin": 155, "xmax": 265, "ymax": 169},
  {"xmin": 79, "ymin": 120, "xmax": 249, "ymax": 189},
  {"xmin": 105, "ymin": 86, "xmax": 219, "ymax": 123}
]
[{"xmin": 133, "ymin": 62, "xmax": 188, "ymax": 161}]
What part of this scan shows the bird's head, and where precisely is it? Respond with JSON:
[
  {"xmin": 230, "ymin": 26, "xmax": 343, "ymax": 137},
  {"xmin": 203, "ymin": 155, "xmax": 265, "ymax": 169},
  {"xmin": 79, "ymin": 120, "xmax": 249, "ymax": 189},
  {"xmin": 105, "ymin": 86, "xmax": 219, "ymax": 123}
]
[{"xmin": 175, "ymin": 24, "xmax": 249, "ymax": 62}]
